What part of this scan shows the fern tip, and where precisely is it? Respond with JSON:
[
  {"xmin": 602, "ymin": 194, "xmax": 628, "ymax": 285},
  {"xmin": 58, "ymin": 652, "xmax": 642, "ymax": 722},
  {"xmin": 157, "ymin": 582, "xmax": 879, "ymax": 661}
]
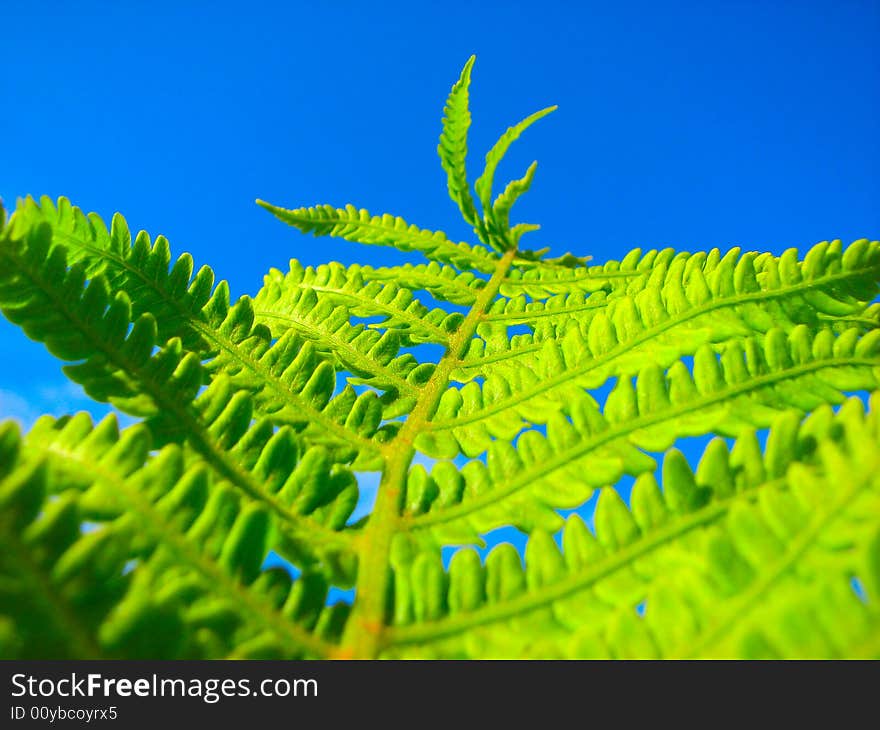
[
  {"xmin": 458, "ymin": 55, "xmax": 476, "ymax": 82},
  {"xmin": 255, "ymin": 199, "xmax": 280, "ymax": 214}
]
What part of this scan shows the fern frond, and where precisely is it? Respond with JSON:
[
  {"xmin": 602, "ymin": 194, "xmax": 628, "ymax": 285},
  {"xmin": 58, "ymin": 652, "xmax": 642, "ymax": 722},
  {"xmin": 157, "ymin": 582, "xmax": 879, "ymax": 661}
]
[
  {"xmin": 437, "ymin": 55, "xmax": 484, "ymax": 240},
  {"xmin": 0, "ymin": 417, "xmax": 345, "ymax": 658},
  {"xmin": 0, "ymin": 217, "xmax": 204, "ymax": 415},
  {"xmin": 257, "ymin": 201, "xmax": 498, "ymax": 273},
  {"xmin": 0, "ymin": 219, "xmax": 358, "ymax": 578},
  {"xmin": 382, "ymin": 399, "xmax": 880, "ymax": 658},
  {"xmin": 0, "ymin": 422, "xmax": 114, "ymax": 658},
  {"xmin": 4, "ymin": 196, "xmax": 388, "ymax": 467},
  {"xmin": 254, "ymin": 268, "xmax": 435, "ymax": 415},
  {"xmin": 356, "ymin": 262, "xmax": 487, "ymax": 306},
  {"xmin": 3, "ymin": 58, "xmax": 878, "ymax": 660},
  {"xmin": 474, "ymin": 106, "xmax": 557, "ymax": 217},
  {"xmin": 406, "ymin": 326, "xmax": 880, "ymax": 542},
  {"xmin": 457, "ymin": 241, "xmax": 880, "ymax": 383},
  {"xmin": 8, "ymin": 196, "xmax": 224, "ymax": 352},
  {"xmin": 489, "ymin": 160, "xmax": 539, "ymax": 246},
  {"xmin": 260, "ymin": 260, "xmax": 461, "ymax": 346},
  {"xmin": 500, "ymin": 246, "xmax": 659, "ymax": 298}
]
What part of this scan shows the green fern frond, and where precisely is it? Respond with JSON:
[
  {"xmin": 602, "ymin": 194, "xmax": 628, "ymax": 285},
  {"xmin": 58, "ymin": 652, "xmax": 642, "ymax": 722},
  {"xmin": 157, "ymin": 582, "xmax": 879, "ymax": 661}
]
[
  {"xmin": 0, "ymin": 417, "xmax": 345, "ymax": 659},
  {"xmin": 256, "ymin": 202, "xmax": 498, "ymax": 273},
  {"xmin": 442, "ymin": 322, "xmax": 880, "ymax": 454},
  {"xmin": 382, "ymin": 399, "xmax": 880, "ymax": 658},
  {"xmin": 259, "ymin": 260, "xmax": 460, "ymax": 346},
  {"xmin": 356, "ymin": 261, "xmax": 487, "ymax": 306},
  {"xmin": 456, "ymin": 241, "xmax": 880, "ymax": 383},
  {"xmin": 0, "ymin": 218, "xmax": 358, "ymax": 580},
  {"xmin": 437, "ymin": 55, "xmax": 485, "ymax": 241},
  {"xmin": 0, "ymin": 216, "xmax": 205, "ymax": 416},
  {"xmin": 253, "ymin": 268, "xmax": 434, "ymax": 416},
  {"xmin": 8, "ymin": 195, "xmax": 225, "ymax": 353},
  {"xmin": 404, "ymin": 327, "xmax": 879, "ymax": 543},
  {"xmin": 2, "ymin": 58, "xmax": 878, "ymax": 659},
  {"xmin": 489, "ymin": 160, "xmax": 539, "ymax": 245},
  {"xmin": 4, "ymin": 196, "xmax": 391, "ymax": 469},
  {"xmin": 474, "ymin": 105, "xmax": 557, "ymax": 218},
  {"xmin": 499, "ymin": 247, "xmax": 652, "ymax": 297}
]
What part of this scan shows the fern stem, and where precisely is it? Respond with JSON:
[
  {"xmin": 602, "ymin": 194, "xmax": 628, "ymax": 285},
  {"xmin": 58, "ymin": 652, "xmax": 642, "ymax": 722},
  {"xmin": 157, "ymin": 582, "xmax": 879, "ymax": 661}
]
[{"xmin": 342, "ymin": 248, "xmax": 519, "ymax": 658}]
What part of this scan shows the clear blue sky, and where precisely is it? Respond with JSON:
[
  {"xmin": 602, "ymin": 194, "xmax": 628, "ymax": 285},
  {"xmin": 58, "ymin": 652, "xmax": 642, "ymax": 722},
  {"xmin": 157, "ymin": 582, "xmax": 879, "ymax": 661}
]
[{"xmin": 1, "ymin": 2, "xmax": 878, "ymax": 552}]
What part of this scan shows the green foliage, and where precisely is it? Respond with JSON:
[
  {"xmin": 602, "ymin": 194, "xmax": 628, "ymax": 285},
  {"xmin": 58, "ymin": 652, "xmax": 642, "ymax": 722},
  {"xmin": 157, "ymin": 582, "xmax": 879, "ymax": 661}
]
[{"xmin": 1, "ymin": 58, "xmax": 879, "ymax": 659}]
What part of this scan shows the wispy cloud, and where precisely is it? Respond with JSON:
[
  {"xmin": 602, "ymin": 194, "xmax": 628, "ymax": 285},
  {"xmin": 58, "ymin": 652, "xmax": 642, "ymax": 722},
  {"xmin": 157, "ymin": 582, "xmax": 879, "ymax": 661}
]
[
  {"xmin": 0, "ymin": 388, "xmax": 40, "ymax": 427},
  {"xmin": 0, "ymin": 380, "xmax": 116, "ymax": 430}
]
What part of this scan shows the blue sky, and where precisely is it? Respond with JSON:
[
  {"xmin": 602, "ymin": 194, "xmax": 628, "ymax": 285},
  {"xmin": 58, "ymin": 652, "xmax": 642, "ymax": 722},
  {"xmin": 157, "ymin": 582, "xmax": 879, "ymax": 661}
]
[{"xmin": 1, "ymin": 2, "xmax": 878, "ymax": 579}]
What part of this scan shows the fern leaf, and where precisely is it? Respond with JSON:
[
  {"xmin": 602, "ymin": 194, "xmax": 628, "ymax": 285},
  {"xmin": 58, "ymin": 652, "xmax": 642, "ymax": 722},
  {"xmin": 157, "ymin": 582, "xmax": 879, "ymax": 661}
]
[
  {"xmin": 437, "ymin": 55, "xmax": 484, "ymax": 238},
  {"xmin": 0, "ymin": 417, "xmax": 345, "ymax": 658},
  {"xmin": 8, "ymin": 196, "xmax": 221, "ymax": 352},
  {"xmin": 500, "ymin": 247, "xmax": 656, "ymax": 298},
  {"xmin": 405, "ymin": 326, "xmax": 879, "ymax": 542},
  {"xmin": 356, "ymin": 261, "xmax": 487, "ymax": 306},
  {"xmin": 457, "ymin": 242, "xmax": 880, "ymax": 384},
  {"xmin": 5, "ymin": 196, "xmax": 387, "ymax": 467},
  {"xmin": 254, "ymin": 267, "xmax": 434, "ymax": 416},
  {"xmin": 0, "ymin": 219, "xmax": 358, "ymax": 579},
  {"xmin": 474, "ymin": 105, "xmax": 557, "ymax": 217},
  {"xmin": 257, "ymin": 201, "xmax": 498, "ymax": 273},
  {"xmin": 0, "ymin": 422, "xmax": 113, "ymax": 658},
  {"xmin": 259, "ymin": 260, "xmax": 461, "ymax": 346},
  {"xmin": 382, "ymin": 399, "xmax": 880, "ymax": 658},
  {"xmin": 489, "ymin": 160, "xmax": 539, "ymax": 245}
]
